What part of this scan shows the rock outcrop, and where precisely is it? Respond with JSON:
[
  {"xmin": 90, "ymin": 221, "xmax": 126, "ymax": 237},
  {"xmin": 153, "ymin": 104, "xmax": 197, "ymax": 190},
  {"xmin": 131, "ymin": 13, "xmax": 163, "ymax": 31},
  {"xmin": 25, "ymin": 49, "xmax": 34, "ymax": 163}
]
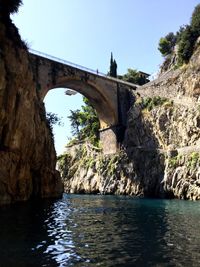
[
  {"xmin": 124, "ymin": 102, "xmax": 200, "ymax": 200},
  {"xmin": 0, "ymin": 19, "xmax": 63, "ymax": 204},
  {"xmin": 59, "ymin": 46, "xmax": 200, "ymax": 200},
  {"xmin": 58, "ymin": 143, "xmax": 165, "ymax": 197}
]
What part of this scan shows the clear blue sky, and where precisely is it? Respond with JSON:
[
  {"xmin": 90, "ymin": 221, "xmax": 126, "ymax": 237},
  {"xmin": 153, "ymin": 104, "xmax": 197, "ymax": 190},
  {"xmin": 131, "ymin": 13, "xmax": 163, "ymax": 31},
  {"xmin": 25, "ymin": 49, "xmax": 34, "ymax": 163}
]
[{"xmin": 12, "ymin": 0, "xmax": 200, "ymax": 155}]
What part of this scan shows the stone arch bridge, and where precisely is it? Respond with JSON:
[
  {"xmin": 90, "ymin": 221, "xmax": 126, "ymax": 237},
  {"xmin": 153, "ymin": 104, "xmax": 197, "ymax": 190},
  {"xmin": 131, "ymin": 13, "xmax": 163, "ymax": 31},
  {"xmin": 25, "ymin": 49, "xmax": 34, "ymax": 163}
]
[{"xmin": 29, "ymin": 50, "xmax": 138, "ymax": 154}]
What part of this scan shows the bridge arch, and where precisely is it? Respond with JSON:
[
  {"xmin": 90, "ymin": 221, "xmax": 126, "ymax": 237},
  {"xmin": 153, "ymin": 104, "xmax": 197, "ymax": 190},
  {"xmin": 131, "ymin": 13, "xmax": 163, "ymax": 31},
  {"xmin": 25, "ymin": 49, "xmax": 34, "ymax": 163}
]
[
  {"xmin": 43, "ymin": 78, "xmax": 117, "ymax": 129},
  {"xmin": 30, "ymin": 52, "xmax": 137, "ymax": 154}
]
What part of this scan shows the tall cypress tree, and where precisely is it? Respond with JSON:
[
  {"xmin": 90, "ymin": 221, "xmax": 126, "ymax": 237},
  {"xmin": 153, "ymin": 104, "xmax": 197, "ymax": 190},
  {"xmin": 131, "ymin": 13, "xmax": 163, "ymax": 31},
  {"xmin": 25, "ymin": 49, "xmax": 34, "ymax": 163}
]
[
  {"xmin": 109, "ymin": 52, "xmax": 117, "ymax": 78},
  {"xmin": 109, "ymin": 52, "xmax": 114, "ymax": 76},
  {"xmin": 113, "ymin": 59, "xmax": 117, "ymax": 78}
]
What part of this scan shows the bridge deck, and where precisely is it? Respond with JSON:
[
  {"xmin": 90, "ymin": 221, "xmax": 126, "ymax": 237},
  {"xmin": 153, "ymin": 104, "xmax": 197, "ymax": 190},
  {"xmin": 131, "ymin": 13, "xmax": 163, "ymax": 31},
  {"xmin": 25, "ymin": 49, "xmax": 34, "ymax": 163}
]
[{"xmin": 29, "ymin": 49, "xmax": 139, "ymax": 89}]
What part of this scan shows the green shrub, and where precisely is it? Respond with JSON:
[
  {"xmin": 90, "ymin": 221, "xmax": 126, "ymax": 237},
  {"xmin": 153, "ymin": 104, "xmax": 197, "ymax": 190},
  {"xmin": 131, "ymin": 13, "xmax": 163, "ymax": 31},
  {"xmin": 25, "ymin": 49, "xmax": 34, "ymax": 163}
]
[
  {"xmin": 168, "ymin": 154, "xmax": 182, "ymax": 168},
  {"xmin": 191, "ymin": 4, "xmax": 200, "ymax": 37},
  {"xmin": 168, "ymin": 156, "xmax": 178, "ymax": 167},
  {"xmin": 57, "ymin": 153, "xmax": 72, "ymax": 177},
  {"xmin": 177, "ymin": 25, "xmax": 196, "ymax": 64},
  {"xmin": 68, "ymin": 97, "xmax": 100, "ymax": 147},
  {"xmin": 158, "ymin": 32, "xmax": 177, "ymax": 57},
  {"xmin": 140, "ymin": 96, "xmax": 169, "ymax": 111},
  {"xmin": 120, "ymin": 68, "xmax": 149, "ymax": 85},
  {"xmin": 158, "ymin": 4, "xmax": 200, "ymax": 67},
  {"xmin": 187, "ymin": 152, "xmax": 199, "ymax": 168},
  {"xmin": 107, "ymin": 154, "xmax": 120, "ymax": 176}
]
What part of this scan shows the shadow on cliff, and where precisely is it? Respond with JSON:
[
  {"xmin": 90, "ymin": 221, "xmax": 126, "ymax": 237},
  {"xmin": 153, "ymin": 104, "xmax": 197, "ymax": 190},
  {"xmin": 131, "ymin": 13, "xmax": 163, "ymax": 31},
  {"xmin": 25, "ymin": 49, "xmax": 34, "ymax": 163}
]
[{"xmin": 122, "ymin": 104, "xmax": 167, "ymax": 198}]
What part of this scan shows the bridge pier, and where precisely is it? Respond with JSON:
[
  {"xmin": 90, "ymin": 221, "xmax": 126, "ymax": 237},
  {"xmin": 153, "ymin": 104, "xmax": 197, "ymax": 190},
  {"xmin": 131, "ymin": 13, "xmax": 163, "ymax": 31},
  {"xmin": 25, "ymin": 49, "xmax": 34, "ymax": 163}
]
[
  {"xmin": 99, "ymin": 127, "xmax": 118, "ymax": 154},
  {"xmin": 99, "ymin": 125, "xmax": 125, "ymax": 154}
]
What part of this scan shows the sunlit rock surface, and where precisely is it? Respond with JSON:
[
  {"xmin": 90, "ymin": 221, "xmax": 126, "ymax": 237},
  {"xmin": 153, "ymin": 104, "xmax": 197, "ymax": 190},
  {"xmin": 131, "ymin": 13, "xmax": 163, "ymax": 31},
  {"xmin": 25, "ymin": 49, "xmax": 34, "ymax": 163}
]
[{"xmin": 0, "ymin": 20, "xmax": 63, "ymax": 204}]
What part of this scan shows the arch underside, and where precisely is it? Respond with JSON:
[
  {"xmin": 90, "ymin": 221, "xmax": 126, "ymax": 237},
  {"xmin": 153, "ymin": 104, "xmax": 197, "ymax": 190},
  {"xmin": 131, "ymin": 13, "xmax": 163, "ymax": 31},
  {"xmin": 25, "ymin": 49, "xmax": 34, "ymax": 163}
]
[{"xmin": 47, "ymin": 79, "xmax": 118, "ymax": 129}]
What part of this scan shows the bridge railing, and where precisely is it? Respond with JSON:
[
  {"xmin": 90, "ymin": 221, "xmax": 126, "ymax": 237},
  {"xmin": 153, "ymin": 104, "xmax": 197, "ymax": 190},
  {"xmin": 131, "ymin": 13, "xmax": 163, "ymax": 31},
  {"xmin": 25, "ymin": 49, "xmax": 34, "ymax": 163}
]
[
  {"xmin": 29, "ymin": 49, "xmax": 138, "ymax": 88},
  {"xmin": 29, "ymin": 48, "xmax": 107, "ymax": 76}
]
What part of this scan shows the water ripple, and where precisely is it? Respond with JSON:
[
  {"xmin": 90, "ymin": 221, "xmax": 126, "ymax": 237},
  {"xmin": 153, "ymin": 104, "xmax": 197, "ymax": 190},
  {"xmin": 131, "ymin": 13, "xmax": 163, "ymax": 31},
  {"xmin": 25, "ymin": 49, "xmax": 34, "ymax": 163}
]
[{"xmin": 0, "ymin": 195, "xmax": 200, "ymax": 266}]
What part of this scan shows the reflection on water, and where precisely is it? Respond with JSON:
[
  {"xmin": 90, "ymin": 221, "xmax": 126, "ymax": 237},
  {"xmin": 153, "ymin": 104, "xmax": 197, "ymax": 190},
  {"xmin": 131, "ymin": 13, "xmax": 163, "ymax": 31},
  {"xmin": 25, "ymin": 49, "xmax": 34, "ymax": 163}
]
[{"xmin": 0, "ymin": 194, "xmax": 200, "ymax": 266}]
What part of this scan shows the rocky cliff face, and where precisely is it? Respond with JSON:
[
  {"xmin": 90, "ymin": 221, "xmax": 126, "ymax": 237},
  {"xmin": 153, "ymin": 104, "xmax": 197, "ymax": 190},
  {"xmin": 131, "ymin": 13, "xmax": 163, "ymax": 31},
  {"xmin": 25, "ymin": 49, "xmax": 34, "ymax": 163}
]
[
  {"xmin": 124, "ymin": 101, "xmax": 200, "ymax": 200},
  {"xmin": 59, "ymin": 103, "xmax": 200, "ymax": 200},
  {"xmin": 0, "ymin": 20, "xmax": 63, "ymax": 205},
  {"xmin": 59, "ymin": 46, "xmax": 200, "ymax": 200},
  {"xmin": 58, "ymin": 143, "xmax": 165, "ymax": 197}
]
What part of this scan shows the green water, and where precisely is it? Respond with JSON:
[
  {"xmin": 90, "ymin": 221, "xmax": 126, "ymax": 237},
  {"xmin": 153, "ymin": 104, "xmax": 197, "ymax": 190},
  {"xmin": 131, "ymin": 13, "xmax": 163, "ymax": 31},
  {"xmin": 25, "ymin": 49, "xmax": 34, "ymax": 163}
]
[{"xmin": 0, "ymin": 194, "xmax": 200, "ymax": 266}]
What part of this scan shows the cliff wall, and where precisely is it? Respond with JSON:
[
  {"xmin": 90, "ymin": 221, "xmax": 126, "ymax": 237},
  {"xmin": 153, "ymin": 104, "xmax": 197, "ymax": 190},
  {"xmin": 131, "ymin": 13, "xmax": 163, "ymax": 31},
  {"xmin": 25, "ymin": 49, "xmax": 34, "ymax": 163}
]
[{"xmin": 0, "ymin": 20, "xmax": 63, "ymax": 204}]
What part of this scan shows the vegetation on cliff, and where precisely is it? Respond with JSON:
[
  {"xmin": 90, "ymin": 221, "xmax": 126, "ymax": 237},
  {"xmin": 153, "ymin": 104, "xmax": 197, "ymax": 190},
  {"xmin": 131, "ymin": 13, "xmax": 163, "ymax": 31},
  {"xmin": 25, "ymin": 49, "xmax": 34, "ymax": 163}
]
[
  {"xmin": 137, "ymin": 96, "xmax": 172, "ymax": 111},
  {"xmin": 158, "ymin": 3, "xmax": 200, "ymax": 68},
  {"xmin": 68, "ymin": 97, "xmax": 100, "ymax": 147},
  {"xmin": 46, "ymin": 112, "xmax": 63, "ymax": 133},
  {"xmin": 57, "ymin": 144, "xmax": 140, "ymax": 195},
  {"xmin": 119, "ymin": 68, "xmax": 149, "ymax": 85}
]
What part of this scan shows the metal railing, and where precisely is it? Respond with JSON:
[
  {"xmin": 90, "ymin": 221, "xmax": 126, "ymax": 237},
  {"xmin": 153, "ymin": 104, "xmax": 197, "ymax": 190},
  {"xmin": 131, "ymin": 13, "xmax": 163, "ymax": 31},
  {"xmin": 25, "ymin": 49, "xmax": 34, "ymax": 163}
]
[
  {"xmin": 29, "ymin": 48, "xmax": 138, "ymax": 88},
  {"xmin": 29, "ymin": 48, "xmax": 107, "ymax": 77}
]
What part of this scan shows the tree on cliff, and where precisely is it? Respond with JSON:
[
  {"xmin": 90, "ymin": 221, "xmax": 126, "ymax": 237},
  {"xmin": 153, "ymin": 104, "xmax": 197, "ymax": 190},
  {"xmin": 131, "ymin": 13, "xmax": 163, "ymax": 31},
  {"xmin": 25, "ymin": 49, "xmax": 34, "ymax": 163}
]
[
  {"xmin": 158, "ymin": 4, "xmax": 200, "ymax": 66},
  {"xmin": 0, "ymin": 0, "xmax": 22, "ymax": 19},
  {"xmin": 119, "ymin": 68, "xmax": 149, "ymax": 85},
  {"xmin": 46, "ymin": 112, "xmax": 63, "ymax": 131},
  {"xmin": 191, "ymin": 4, "xmax": 200, "ymax": 37},
  {"xmin": 158, "ymin": 32, "xmax": 177, "ymax": 57},
  {"xmin": 177, "ymin": 3, "xmax": 200, "ymax": 65},
  {"xmin": 67, "ymin": 110, "xmax": 81, "ymax": 140},
  {"xmin": 68, "ymin": 97, "xmax": 100, "ymax": 146},
  {"xmin": 177, "ymin": 25, "xmax": 196, "ymax": 64}
]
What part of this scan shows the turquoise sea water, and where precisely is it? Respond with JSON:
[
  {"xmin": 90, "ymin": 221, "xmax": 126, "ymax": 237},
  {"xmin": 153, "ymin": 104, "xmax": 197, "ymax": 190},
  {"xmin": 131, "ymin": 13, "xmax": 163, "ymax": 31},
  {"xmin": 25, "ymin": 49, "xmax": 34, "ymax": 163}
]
[{"xmin": 0, "ymin": 194, "xmax": 200, "ymax": 267}]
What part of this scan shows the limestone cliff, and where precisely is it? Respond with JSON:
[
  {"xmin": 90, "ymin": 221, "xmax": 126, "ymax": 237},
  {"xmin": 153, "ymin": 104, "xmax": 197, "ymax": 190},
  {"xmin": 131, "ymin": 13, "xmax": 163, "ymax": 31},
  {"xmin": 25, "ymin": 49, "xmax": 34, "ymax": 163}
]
[
  {"xmin": 59, "ymin": 46, "xmax": 200, "ymax": 200},
  {"xmin": 58, "ymin": 143, "xmax": 164, "ymax": 197},
  {"xmin": 0, "ymin": 20, "xmax": 63, "ymax": 204}
]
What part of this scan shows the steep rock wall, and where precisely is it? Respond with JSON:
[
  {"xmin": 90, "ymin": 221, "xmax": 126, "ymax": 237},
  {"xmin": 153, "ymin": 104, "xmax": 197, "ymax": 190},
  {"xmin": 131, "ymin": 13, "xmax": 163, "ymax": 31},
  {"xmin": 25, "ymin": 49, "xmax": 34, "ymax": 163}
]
[
  {"xmin": 0, "ymin": 20, "xmax": 63, "ymax": 204},
  {"xmin": 59, "ymin": 102, "xmax": 200, "ymax": 200},
  {"xmin": 124, "ymin": 102, "xmax": 200, "ymax": 200},
  {"xmin": 58, "ymin": 143, "xmax": 164, "ymax": 197}
]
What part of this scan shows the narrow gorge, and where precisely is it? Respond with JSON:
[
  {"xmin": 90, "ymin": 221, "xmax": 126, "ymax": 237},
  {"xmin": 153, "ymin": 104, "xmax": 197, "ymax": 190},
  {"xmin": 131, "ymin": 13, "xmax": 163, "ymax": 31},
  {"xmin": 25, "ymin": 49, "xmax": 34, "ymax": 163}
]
[{"xmin": 1, "ymin": 3, "xmax": 200, "ymax": 205}]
